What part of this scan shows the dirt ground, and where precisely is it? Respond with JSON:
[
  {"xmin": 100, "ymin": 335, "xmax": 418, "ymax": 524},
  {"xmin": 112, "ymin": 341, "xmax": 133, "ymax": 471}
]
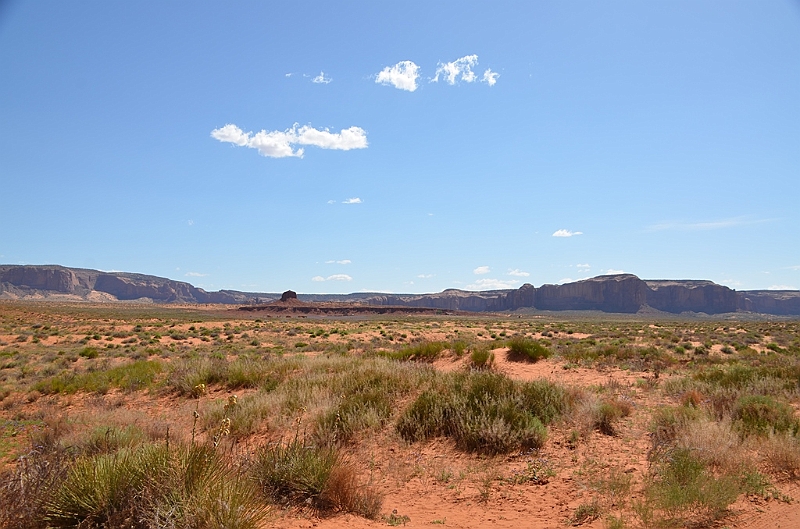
[{"xmin": 1, "ymin": 302, "xmax": 799, "ymax": 528}]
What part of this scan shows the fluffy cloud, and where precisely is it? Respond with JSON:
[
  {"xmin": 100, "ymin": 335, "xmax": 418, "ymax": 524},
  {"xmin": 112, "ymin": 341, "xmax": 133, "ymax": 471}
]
[
  {"xmin": 467, "ymin": 278, "xmax": 519, "ymax": 290},
  {"xmin": 185, "ymin": 272, "xmax": 208, "ymax": 277},
  {"xmin": 605, "ymin": 269, "xmax": 625, "ymax": 275},
  {"xmin": 768, "ymin": 284, "xmax": 798, "ymax": 290},
  {"xmin": 508, "ymin": 269, "xmax": 530, "ymax": 277},
  {"xmin": 482, "ymin": 68, "xmax": 499, "ymax": 86},
  {"xmin": 211, "ymin": 123, "xmax": 367, "ymax": 158},
  {"xmin": 325, "ymin": 259, "xmax": 351, "ymax": 265},
  {"xmin": 473, "ymin": 266, "xmax": 490, "ymax": 275},
  {"xmin": 577, "ymin": 263, "xmax": 590, "ymax": 269},
  {"xmin": 552, "ymin": 229, "xmax": 583, "ymax": 237},
  {"xmin": 417, "ymin": 274, "xmax": 434, "ymax": 279},
  {"xmin": 376, "ymin": 61, "xmax": 420, "ymax": 91},
  {"xmin": 312, "ymin": 274, "xmax": 353, "ymax": 282},
  {"xmin": 433, "ymin": 54, "xmax": 478, "ymax": 84},
  {"xmin": 312, "ymin": 71, "xmax": 332, "ymax": 84},
  {"xmin": 342, "ymin": 197, "xmax": 362, "ymax": 204}
]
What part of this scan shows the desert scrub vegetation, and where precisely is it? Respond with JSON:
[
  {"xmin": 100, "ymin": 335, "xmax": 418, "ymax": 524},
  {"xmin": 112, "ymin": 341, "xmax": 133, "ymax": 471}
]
[
  {"xmin": 396, "ymin": 371, "xmax": 566, "ymax": 453},
  {"xmin": 253, "ymin": 436, "xmax": 381, "ymax": 518},
  {"xmin": 3, "ymin": 304, "xmax": 800, "ymax": 528},
  {"xmin": 33, "ymin": 359, "xmax": 163, "ymax": 395},
  {"xmin": 0, "ymin": 442, "xmax": 269, "ymax": 529},
  {"xmin": 505, "ymin": 336, "xmax": 550, "ymax": 362},
  {"xmin": 380, "ymin": 340, "xmax": 449, "ymax": 362}
]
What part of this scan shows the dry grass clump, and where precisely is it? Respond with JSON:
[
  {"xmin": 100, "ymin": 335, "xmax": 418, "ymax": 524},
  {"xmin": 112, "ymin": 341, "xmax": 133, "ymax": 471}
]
[
  {"xmin": 0, "ymin": 442, "xmax": 269, "ymax": 529},
  {"xmin": 675, "ymin": 418, "xmax": 748, "ymax": 474},
  {"xmin": 636, "ymin": 448, "xmax": 740, "ymax": 527},
  {"xmin": 762, "ymin": 432, "xmax": 800, "ymax": 480},
  {"xmin": 252, "ymin": 437, "xmax": 381, "ymax": 518},
  {"xmin": 396, "ymin": 372, "xmax": 565, "ymax": 454},
  {"xmin": 571, "ymin": 393, "xmax": 633, "ymax": 437},
  {"xmin": 382, "ymin": 341, "xmax": 448, "ymax": 362}
]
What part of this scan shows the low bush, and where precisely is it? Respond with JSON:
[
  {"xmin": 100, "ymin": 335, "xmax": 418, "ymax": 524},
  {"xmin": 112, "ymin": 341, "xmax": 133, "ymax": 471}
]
[
  {"xmin": 34, "ymin": 360, "xmax": 163, "ymax": 395},
  {"xmin": 732, "ymin": 395, "xmax": 798, "ymax": 437},
  {"xmin": 469, "ymin": 346, "xmax": 494, "ymax": 370},
  {"xmin": 396, "ymin": 372, "xmax": 564, "ymax": 453},
  {"xmin": 253, "ymin": 437, "xmax": 381, "ymax": 517},
  {"xmin": 1, "ymin": 442, "xmax": 268, "ymax": 529},
  {"xmin": 637, "ymin": 448, "xmax": 739, "ymax": 527},
  {"xmin": 763, "ymin": 432, "xmax": 800, "ymax": 480},
  {"xmin": 383, "ymin": 341, "xmax": 448, "ymax": 362},
  {"xmin": 506, "ymin": 337, "xmax": 550, "ymax": 362}
]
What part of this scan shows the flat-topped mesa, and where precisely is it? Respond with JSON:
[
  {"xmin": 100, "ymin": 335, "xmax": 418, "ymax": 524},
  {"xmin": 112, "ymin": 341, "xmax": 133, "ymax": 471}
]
[
  {"xmin": 0, "ymin": 265, "xmax": 83, "ymax": 294},
  {"xmin": 644, "ymin": 279, "xmax": 739, "ymax": 314},
  {"xmin": 535, "ymin": 274, "xmax": 647, "ymax": 313},
  {"xmin": 2, "ymin": 264, "xmax": 800, "ymax": 315}
]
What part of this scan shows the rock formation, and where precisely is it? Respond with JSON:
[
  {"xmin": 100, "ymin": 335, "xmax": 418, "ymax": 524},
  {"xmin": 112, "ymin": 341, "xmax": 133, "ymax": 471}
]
[{"xmin": 1, "ymin": 264, "xmax": 799, "ymax": 316}]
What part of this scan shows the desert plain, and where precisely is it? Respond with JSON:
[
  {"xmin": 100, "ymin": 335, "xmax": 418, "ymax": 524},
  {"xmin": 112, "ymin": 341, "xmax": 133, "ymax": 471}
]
[{"xmin": 0, "ymin": 301, "xmax": 799, "ymax": 528}]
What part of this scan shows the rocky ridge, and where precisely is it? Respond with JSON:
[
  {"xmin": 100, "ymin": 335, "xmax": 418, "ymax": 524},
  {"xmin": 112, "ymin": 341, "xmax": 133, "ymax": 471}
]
[{"xmin": 1, "ymin": 265, "xmax": 799, "ymax": 315}]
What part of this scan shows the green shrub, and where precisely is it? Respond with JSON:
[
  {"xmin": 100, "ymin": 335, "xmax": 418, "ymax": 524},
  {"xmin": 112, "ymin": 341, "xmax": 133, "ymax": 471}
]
[
  {"xmin": 396, "ymin": 372, "xmax": 562, "ymax": 454},
  {"xmin": 34, "ymin": 360, "xmax": 163, "ymax": 394},
  {"xmin": 506, "ymin": 337, "xmax": 550, "ymax": 362},
  {"xmin": 384, "ymin": 341, "xmax": 448, "ymax": 362},
  {"xmin": 22, "ymin": 442, "xmax": 268, "ymax": 529},
  {"xmin": 733, "ymin": 395, "xmax": 798, "ymax": 437},
  {"xmin": 253, "ymin": 438, "xmax": 381, "ymax": 517},
  {"xmin": 78, "ymin": 347, "xmax": 99, "ymax": 359},
  {"xmin": 469, "ymin": 346, "xmax": 494, "ymax": 370},
  {"xmin": 638, "ymin": 448, "xmax": 739, "ymax": 526},
  {"xmin": 451, "ymin": 340, "xmax": 468, "ymax": 357}
]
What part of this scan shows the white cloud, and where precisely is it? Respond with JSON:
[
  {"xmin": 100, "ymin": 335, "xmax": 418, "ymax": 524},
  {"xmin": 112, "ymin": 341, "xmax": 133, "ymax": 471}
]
[
  {"xmin": 467, "ymin": 278, "xmax": 519, "ymax": 290},
  {"xmin": 342, "ymin": 197, "xmax": 362, "ymax": 204},
  {"xmin": 312, "ymin": 71, "xmax": 332, "ymax": 84},
  {"xmin": 577, "ymin": 263, "xmax": 590, "ymax": 269},
  {"xmin": 186, "ymin": 220, "xmax": 194, "ymax": 226},
  {"xmin": 327, "ymin": 200, "xmax": 336, "ymax": 204},
  {"xmin": 185, "ymin": 272, "xmax": 208, "ymax": 277},
  {"xmin": 482, "ymin": 68, "xmax": 499, "ymax": 86},
  {"xmin": 508, "ymin": 269, "xmax": 529, "ymax": 277},
  {"xmin": 325, "ymin": 259, "xmax": 351, "ymax": 265},
  {"xmin": 376, "ymin": 61, "xmax": 420, "ymax": 92},
  {"xmin": 473, "ymin": 266, "xmax": 490, "ymax": 275},
  {"xmin": 558, "ymin": 276, "xmax": 591, "ymax": 284},
  {"xmin": 768, "ymin": 285, "xmax": 798, "ymax": 290},
  {"xmin": 417, "ymin": 274, "xmax": 434, "ymax": 279},
  {"xmin": 605, "ymin": 269, "xmax": 625, "ymax": 275},
  {"xmin": 648, "ymin": 216, "xmax": 770, "ymax": 232},
  {"xmin": 433, "ymin": 54, "xmax": 479, "ymax": 84},
  {"xmin": 211, "ymin": 123, "xmax": 367, "ymax": 158},
  {"xmin": 285, "ymin": 73, "xmax": 293, "ymax": 77},
  {"xmin": 553, "ymin": 229, "xmax": 583, "ymax": 237},
  {"xmin": 312, "ymin": 274, "xmax": 353, "ymax": 282},
  {"xmin": 788, "ymin": 265, "xmax": 800, "ymax": 271}
]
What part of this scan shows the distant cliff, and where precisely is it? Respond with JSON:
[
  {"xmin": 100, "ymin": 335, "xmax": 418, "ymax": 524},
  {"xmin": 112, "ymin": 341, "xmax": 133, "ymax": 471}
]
[{"xmin": 1, "ymin": 264, "xmax": 799, "ymax": 316}]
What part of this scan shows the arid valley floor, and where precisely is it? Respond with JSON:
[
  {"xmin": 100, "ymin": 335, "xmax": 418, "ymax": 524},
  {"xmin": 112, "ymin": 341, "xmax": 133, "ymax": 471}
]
[{"xmin": 1, "ymin": 301, "xmax": 799, "ymax": 528}]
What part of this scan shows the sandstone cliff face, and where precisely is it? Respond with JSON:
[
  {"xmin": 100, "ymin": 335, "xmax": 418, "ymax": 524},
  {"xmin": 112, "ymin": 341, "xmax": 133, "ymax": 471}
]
[
  {"xmin": 0, "ymin": 266, "xmax": 81, "ymax": 293},
  {"xmin": 738, "ymin": 291, "xmax": 800, "ymax": 316},
  {"xmin": 644, "ymin": 280, "xmax": 740, "ymax": 314},
  {"xmin": 2, "ymin": 264, "xmax": 800, "ymax": 316},
  {"xmin": 535, "ymin": 275, "xmax": 648, "ymax": 313}
]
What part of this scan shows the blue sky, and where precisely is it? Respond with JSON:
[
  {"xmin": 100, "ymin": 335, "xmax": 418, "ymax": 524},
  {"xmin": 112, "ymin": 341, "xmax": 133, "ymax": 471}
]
[{"xmin": 1, "ymin": 1, "xmax": 799, "ymax": 294}]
